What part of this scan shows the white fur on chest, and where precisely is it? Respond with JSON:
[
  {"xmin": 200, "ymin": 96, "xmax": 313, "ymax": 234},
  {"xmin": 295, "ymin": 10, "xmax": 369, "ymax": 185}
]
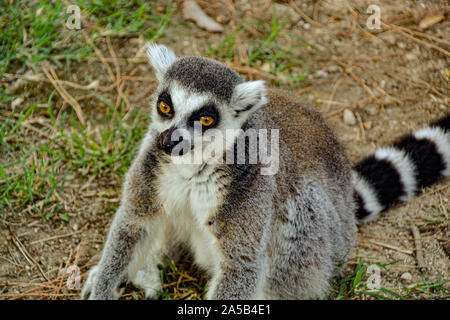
[
  {"xmin": 157, "ymin": 162, "xmax": 223, "ymax": 223},
  {"xmin": 156, "ymin": 162, "xmax": 226, "ymax": 272}
]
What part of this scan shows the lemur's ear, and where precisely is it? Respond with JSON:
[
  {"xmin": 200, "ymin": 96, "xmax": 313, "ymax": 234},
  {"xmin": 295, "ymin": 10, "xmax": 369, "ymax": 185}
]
[
  {"xmin": 146, "ymin": 43, "xmax": 177, "ymax": 81},
  {"xmin": 231, "ymin": 80, "xmax": 267, "ymax": 120}
]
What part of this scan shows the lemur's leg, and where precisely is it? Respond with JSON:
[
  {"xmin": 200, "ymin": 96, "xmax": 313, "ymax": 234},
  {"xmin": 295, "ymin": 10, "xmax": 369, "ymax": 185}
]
[
  {"xmin": 82, "ymin": 134, "xmax": 162, "ymax": 300},
  {"xmin": 81, "ymin": 207, "xmax": 150, "ymax": 299},
  {"xmin": 129, "ymin": 216, "xmax": 175, "ymax": 299},
  {"xmin": 262, "ymin": 178, "xmax": 355, "ymax": 299},
  {"xmin": 206, "ymin": 254, "xmax": 266, "ymax": 300},
  {"xmin": 205, "ymin": 208, "xmax": 271, "ymax": 299},
  {"xmin": 131, "ymin": 254, "xmax": 163, "ymax": 299}
]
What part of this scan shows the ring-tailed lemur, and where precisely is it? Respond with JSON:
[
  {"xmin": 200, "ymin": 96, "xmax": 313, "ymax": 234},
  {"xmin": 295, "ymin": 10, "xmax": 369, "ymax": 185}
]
[{"xmin": 81, "ymin": 44, "xmax": 450, "ymax": 300}]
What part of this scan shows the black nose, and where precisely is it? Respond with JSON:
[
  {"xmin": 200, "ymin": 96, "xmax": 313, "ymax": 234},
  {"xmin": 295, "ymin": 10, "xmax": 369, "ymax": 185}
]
[{"xmin": 157, "ymin": 127, "xmax": 184, "ymax": 155}]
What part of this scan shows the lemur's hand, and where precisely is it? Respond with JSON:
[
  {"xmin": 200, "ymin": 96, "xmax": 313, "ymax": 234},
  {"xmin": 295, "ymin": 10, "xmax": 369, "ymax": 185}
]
[{"xmin": 81, "ymin": 265, "xmax": 126, "ymax": 300}]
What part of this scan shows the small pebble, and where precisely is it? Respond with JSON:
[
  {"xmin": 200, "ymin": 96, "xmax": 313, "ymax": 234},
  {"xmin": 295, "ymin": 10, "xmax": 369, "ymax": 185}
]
[
  {"xmin": 401, "ymin": 272, "xmax": 412, "ymax": 282},
  {"xmin": 260, "ymin": 62, "xmax": 271, "ymax": 73},
  {"xmin": 315, "ymin": 70, "xmax": 329, "ymax": 78},
  {"xmin": 343, "ymin": 109, "xmax": 357, "ymax": 125},
  {"xmin": 328, "ymin": 65, "xmax": 340, "ymax": 73},
  {"xmin": 405, "ymin": 53, "xmax": 416, "ymax": 60}
]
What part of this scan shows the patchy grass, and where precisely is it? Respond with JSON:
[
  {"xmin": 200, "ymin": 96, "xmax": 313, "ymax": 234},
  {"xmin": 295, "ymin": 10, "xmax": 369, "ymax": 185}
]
[
  {"xmin": 74, "ymin": 0, "xmax": 172, "ymax": 39},
  {"xmin": 0, "ymin": 0, "xmax": 91, "ymax": 76},
  {"xmin": 326, "ymin": 258, "xmax": 450, "ymax": 300},
  {"xmin": 0, "ymin": 0, "xmax": 172, "ymax": 218},
  {"xmin": 117, "ymin": 256, "xmax": 207, "ymax": 300},
  {"xmin": 153, "ymin": 257, "xmax": 207, "ymax": 300},
  {"xmin": 207, "ymin": 7, "xmax": 311, "ymax": 87},
  {"xmin": 0, "ymin": 96, "xmax": 149, "ymax": 218}
]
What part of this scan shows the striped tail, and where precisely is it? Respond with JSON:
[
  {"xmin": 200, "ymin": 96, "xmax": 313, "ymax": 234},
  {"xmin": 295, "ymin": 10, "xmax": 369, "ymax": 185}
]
[{"xmin": 352, "ymin": 115, "xmax": 450, "ymax": 222}]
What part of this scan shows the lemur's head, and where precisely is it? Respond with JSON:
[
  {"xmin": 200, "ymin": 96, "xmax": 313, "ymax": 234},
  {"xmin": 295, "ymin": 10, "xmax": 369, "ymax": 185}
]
[{"xmin": 146, "ymin": 43, "xmax": 267, "ymax": 163}]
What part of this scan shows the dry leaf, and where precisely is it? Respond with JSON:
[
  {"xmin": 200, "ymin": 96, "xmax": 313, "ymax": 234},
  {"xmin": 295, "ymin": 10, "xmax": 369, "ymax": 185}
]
[
  {"xmin": 183, "ymin": 0, "xmax": 224, "ymax": 33},
  {"xmin": 419, "ymin": 13, "xmax": 445, "ymax": 30}
]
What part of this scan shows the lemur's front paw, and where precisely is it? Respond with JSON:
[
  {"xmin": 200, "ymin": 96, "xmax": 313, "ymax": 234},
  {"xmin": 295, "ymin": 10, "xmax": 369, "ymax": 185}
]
[
  {"xmin": 81, "ymin": 265, "xmax": 99, "ymax": 299},
  {"xmin": 81, "ymin": 265, "xmax": 127, "ymax": 300},
  {"xmin": 133, "ymin": 269, "xmax": 163, "ymax": 299}
]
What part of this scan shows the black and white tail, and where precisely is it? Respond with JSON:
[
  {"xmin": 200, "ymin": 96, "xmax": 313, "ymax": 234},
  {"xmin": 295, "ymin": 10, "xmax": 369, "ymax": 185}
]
[{"xmin": 352, "ymin": 115, "xmax": 450, "ymax": 222}]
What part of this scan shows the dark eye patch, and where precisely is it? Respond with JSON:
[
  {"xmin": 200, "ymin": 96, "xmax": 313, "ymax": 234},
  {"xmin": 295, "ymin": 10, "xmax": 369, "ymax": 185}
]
[
  {"xmin": 156, "ymin": 90, "xmax": 174, "ymax": 118},
  {"xmin": 187, "ymin": 103, "xmax": 220, "ymax": 130}
]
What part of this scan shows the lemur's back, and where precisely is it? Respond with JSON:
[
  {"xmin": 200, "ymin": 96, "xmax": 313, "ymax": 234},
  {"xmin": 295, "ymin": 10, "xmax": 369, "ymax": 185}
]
[
  {"xmin": 251, "ymin": 89, "xmax": 358, "ymax": 298},
  {"xmin": 263, "ymin": 88, "xmax": 354, "ymax": 208}
]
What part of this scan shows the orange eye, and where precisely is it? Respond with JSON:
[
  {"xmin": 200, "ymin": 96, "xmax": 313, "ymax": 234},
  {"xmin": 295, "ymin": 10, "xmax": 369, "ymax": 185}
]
[
  {"xmin": 200, "ymin": 116, "xmax": 214, "ymax": 126},
  {"xmin": 159, "ymin": 101, "xmax": 171, "ymax": 114}
]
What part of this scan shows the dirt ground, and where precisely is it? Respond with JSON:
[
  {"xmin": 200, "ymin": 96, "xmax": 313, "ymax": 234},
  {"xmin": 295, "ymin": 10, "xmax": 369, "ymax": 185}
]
[{"xmin": 0, "ymin": 0, "xmax": 448, "ymax": 299}]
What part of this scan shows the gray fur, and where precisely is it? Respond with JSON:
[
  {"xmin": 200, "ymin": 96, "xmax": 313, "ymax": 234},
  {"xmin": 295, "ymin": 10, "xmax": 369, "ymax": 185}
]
[
  {"xmin": 165, "ymin": 56, "xmax": 244, "ymax": 102},
  {"xmin": 82, "ymin": 45, "xmax": 357, "ymax": 300}
]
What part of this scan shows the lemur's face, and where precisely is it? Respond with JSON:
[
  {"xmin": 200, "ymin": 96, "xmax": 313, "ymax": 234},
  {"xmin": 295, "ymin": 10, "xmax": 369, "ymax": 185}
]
[{"xmin": 146, "ymin": 44, "xmax": 267, "ymax": 163}]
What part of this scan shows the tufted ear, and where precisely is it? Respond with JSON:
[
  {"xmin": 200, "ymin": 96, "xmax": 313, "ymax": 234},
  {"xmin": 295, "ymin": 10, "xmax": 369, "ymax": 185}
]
[
  {"xmin": 231, "ymin": 80, "xmax": 267, "ymax": 121},
  {"xmin": 146, "ymin": 43, "xmax": 177, "ymax": 81}
]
